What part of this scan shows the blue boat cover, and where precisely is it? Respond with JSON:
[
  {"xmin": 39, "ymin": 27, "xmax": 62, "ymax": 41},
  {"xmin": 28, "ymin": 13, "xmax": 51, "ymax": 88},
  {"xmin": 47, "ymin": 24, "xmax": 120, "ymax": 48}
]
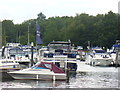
[{"xmin": 113, "ymin": 44, "xmax": 120, "ymax": 47}]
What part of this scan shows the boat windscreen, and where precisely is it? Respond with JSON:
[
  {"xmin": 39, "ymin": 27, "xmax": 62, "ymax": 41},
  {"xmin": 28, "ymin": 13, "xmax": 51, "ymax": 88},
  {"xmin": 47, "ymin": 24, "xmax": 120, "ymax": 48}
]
[
  {"xmin": 32, "ymin": 67, "xmax": 46, "ymax": 69},
  {"xmin": 95, "ymin": 50, "xmax": 106, "ymax": 53},
  {"xmin": 44, "ymin": 64, "xmax": 52, "ymax": 69}
]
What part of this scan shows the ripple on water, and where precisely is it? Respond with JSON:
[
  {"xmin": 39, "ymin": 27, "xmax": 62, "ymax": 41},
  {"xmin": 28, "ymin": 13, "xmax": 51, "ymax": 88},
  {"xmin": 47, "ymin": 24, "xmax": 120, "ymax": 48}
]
[{"xmin": 0, "ymin": 68, "xmax": 119, "ymax": 88}]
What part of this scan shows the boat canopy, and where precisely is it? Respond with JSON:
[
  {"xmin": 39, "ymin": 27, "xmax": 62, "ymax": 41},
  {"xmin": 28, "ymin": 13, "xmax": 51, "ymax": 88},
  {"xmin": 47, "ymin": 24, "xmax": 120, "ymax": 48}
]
[{"xmin": 34, "ymin": 62, "xmax": 65, "ymax": 73}]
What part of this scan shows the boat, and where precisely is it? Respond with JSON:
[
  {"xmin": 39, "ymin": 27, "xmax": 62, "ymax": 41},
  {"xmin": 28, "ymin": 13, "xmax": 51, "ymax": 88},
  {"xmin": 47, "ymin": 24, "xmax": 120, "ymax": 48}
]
[
  {"xmin": 108, "ymin": 44, "xmax": 120, "ymax": 66},
  {"xmin": 8, "ymin": 62, "xmax": 66, "ymax": 80},
  {"xmin": 9, "ymin": 47, "xmax": 30, "ymax": 65},
  {"xmin": 39, "ymin": 40, "xmax": 78, "ymax": 71},
  {"xmin": 86, "ymin": 48, "xmax": 113, "ymax": 66},
  {"xmin": 0, "ymin": 58, "xmax": 20, "ymax": 69}
]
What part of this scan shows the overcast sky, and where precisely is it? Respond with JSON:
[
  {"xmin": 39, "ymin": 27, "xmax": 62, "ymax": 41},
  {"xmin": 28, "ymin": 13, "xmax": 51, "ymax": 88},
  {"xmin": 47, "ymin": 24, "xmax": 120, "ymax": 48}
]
[{"xmin": 0, "ymin": 0, "xmax": 119, "ymax": 24}]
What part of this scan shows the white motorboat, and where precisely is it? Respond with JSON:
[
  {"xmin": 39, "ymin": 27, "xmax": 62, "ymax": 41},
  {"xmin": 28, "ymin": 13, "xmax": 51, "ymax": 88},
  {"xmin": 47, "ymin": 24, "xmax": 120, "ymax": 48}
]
[
  {"xmin": 9, "ymin": 47, "xmax": 31, "ymax": 65},
  {"xmin": 39, "ymin": 41, "xmax": 78, "ymax": 71},
  {"xmin": 108, "ymin": 44, "xmax": 120, "ymax": 65},
  {"xmin": 8, "ymin": 62, "xmax": 66, "ymax": 80},
  {"xmin": 86, "ymin": 49, "xmax": 113, "ymax": 66},
  {"xmin": 0, "ymin": 58, "xmax": 20, "ymax": 69}
]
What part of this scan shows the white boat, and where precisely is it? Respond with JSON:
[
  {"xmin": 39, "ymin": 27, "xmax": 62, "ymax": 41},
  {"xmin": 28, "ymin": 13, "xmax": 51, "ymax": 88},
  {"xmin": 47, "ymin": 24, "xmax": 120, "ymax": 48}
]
[
  {"xmin": 39, "ymin": 41, "xmax": 78, "ymax": 71},
  {"xmin": 8, "ymin": 62, "xmax": 66, "ymax": 80},
  {"xmin": 0, "ymin": 58, "xmax": 20, "ymax": 69},
  {"xmin": 9, "ymin": 47, "xmax": 30, "ymax": 65},
  {"xmin": 86, "ymin": 49, "xmax": 113, "ymax": 66},
  {"xmin": 108, "ymin": 44, "xmax": 120, "ymax": 65}
]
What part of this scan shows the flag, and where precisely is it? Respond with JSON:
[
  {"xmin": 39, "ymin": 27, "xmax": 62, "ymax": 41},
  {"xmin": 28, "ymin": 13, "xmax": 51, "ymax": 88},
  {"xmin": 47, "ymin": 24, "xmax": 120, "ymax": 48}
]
[{"xmin": 36, "ymin": 22, "xmax": 43, "ymax": 44}]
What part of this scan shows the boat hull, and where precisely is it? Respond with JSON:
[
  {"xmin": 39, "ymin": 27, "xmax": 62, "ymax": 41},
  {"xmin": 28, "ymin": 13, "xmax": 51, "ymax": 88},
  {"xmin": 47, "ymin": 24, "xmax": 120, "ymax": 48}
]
[
  {"xmin": 0, "ymin": 64, "xmax": 20, "ymax": 69},
  {"xmin": 8, "ymin": 73, "xmax": 66, "ymax": 80},
  {"xmin": 91, "ymin": 58, "xmax": 113, "ymax": 66}
]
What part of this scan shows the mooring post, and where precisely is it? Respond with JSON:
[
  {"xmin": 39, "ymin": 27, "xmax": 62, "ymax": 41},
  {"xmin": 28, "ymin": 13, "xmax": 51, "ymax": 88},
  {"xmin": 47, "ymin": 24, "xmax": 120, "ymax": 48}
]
[
  {"xmin": 66, "ymin": 40, "xmax": 71, "ymax": 83},
  {"xmin": 116, "ymin": 50, "xmax": 119, "ymax": 67},
  {"xmin": 115, "ymin": 40, "xmax": 120, "ymax": 67},
  {"xmin": 53, "ymin": 75, "xmax": 56, "ymax": 81},
  {"xmin": 66, "ymin": 63, "xmax": 70, "ymax": 83},
  {"xmin": 36, "ymin": 74, "xmax": 38, "ymax": 80}
]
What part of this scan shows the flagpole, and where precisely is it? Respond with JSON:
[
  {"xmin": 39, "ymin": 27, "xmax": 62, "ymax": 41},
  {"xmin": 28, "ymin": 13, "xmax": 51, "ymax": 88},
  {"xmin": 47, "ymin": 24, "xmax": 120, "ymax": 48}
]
[{"xmin": 36, "ymin": 21, "xmax": 38, "ymax": 51}]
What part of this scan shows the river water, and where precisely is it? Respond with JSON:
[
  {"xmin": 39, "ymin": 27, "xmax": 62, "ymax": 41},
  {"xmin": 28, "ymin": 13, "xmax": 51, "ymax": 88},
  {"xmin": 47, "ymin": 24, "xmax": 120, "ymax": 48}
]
[{"xmin": 0, "ymin": 63, "xmax": 120, "ymax": 89}]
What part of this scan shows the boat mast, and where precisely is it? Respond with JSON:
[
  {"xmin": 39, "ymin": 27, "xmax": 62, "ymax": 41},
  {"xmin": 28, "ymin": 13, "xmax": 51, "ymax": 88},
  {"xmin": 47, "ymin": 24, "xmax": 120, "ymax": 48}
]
[
  {"xmin": 27, "ymin": 25, "xmax": 30, "ymax": 45},
  {"xmin": 27, "ymin": 23, "xmax": 31, "ymax": 45}
]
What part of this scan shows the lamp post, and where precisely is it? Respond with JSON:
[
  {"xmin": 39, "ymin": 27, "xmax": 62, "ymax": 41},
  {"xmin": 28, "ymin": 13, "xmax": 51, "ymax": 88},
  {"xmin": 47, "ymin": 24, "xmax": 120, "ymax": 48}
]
[{"xmin": 31, "ymin": 42, "xmax": 34, "ymax": 66}]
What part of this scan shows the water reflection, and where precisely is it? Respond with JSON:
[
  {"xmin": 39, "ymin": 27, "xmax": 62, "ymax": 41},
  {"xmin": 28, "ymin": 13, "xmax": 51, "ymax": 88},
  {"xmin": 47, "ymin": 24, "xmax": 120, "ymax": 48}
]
[
  {"xmin": 69, "ymin": 72, "xmax": 118, "ymax": 88},
  {"xmin": 0, "ymin": 69, "xmax": 119, "ymax": 88}
]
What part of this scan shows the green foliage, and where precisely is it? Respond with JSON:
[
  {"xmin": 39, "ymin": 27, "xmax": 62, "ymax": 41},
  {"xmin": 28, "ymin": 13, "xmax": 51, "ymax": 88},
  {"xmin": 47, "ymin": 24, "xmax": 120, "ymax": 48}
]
[
  {"xmin": 2, "ymin": 20, "xmax": 15, "ymax": 45},
  {"xmin": 2, "ymin": 11, "xmax": 119, "ymax": 48}
]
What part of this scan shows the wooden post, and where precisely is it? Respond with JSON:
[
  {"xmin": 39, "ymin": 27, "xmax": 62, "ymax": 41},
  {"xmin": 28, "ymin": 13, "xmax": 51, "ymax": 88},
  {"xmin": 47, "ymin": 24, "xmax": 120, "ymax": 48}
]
[
  {"xmin": 66, "ymin": 40, "xmax": 71, "ymax": 83},
  {"xmin": 115, "ymin": 40, "xmax": 120, "ymax": 67},
  {"xmin": 53, "ymin": 75, "xmax": 55, "ymax": 81},
  {"xmin": 115, "ymin": 50, "xmax": 119, "ymax": 67},
  {"xmin": 36, "ymin": 74, "xmax": 39, "ymax": 80},
  {"xmin": 66, "ymin": 63, "xmax": 70, "ymax": 83}
]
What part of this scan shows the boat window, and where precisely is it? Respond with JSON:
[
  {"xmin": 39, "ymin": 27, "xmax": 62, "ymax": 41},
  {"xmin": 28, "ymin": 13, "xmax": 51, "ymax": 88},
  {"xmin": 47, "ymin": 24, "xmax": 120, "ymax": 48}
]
[
  {"xmin": 44, "ymin": 64, "xmax": 51, "ymax": 69},
  {"xmin": 95, "ymin": 50, "xmax": 106, "ymax": 53}
]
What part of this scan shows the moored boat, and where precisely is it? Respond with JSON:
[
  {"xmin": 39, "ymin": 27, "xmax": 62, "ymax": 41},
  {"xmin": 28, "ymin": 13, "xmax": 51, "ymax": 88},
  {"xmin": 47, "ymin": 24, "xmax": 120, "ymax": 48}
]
[
  {"xmin": 0, "ymin": 58, "xmax": 20, "ymax": 70},
  {"xmin": 39, "ymin": 40, "xmax": 78, "ymax": 71},
  {"xmin": 86, "ymin": 48, "xmax": 113, "ymax": 66},
  {"xmin": 8, "ymin": 62, "xmax": 66, "ymax": 80},
  {"xmin": 108, "ymin": 44, "xmax": 120, "ymax": 66}
]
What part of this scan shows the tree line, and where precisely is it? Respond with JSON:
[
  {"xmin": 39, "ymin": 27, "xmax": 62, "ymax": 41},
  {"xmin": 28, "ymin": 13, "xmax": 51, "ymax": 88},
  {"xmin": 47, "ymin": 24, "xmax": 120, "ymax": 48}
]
[{"xmin": 2, "ymin": 11, "xmax": 120, "ymax": 49}]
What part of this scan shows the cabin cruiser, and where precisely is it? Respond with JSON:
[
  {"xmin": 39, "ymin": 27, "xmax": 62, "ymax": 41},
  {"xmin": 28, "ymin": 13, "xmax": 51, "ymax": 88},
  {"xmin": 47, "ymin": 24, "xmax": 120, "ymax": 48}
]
[
  {"xmin": 0, "ymin": 58, "xmax": 20, "ymax": 69},
  {"xmin": 39, "ymin": 41, "xmax": 78, "ymax": 71},
  {"xmin": 86, "ymin": 49, "xmax": 113, "ymax": 66},
  {"xmin": 9, "ymin": 47, "xmax": 31, "ymax": 65},
  {"xmin": 0, "ymin": 45, "xmax": 30, "ymax": 65},
  {"xmin": 108, "ymin": 44, "xmax": 120, "ymax": 65},
  {"xmin": 8, "ymin": 62, "xmax": 66, "ymax": 80}
]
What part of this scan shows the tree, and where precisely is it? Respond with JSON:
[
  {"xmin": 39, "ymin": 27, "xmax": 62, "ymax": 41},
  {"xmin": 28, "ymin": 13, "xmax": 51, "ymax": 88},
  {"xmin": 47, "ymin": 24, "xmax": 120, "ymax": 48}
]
[
  {"xmin": 2, "ymin": 11, "xmax": 119, "ymax": 48},
  {"xmin": 37, "ymin": 12, "xmax": 46, "ymax": 21},
  {"xmin": 2, "ymin": 20, "xmax": 16, "ymax": 44}
]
